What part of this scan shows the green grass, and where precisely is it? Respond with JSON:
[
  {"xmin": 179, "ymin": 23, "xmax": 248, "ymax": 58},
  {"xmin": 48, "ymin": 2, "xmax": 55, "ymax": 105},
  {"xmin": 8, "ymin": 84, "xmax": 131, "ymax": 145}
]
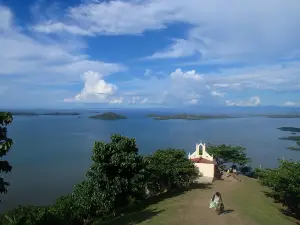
[
  {"xmin": 92, "ymin": 187, "xmax": 202, "ymax": 225},
  {"xmin": 228, "ymin": 177, "xmax": 297, "ymax": 225},
  {"xmin": 93, "ymin": 196, "xmax": 183, "ymax": 225},
  {"xmin": 94, "ymin": 178, "xmax": 298, "ymax": 225}
]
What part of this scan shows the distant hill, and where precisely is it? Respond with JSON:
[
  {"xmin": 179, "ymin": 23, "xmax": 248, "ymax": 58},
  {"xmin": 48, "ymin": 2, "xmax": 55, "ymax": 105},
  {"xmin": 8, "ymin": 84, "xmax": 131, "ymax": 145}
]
[
  {"xmin": 11, "ymin": 112, "xmax": 79, "ymax": 116},
  {"xmin": 89, "ymin": 112, "xmax": 127, "ymax": 120},
  {"xmin": 147, "ymin": 113, "xmax": 236, "ymax": 120},
  {"xmin": 277, "ymin": 127, "xmax": 300, "ymax": 132}
]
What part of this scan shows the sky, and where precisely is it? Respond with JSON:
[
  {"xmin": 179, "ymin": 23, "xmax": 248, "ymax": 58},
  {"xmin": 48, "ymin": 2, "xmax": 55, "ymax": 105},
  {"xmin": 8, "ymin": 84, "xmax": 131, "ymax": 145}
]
[{"xmin": 1, "ymin": 0, "xmax": 300, "ymax": 108}]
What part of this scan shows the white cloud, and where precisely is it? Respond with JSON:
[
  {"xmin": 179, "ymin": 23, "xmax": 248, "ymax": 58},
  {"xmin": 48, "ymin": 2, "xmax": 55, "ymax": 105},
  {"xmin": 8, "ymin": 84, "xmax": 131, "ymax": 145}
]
[
  {"xmin": 284, "ymin": 101, "xmax": 300, "ymax": 106},
  {"xmin": 205, "ymin": 61, "xmax": 300, "ymax": 92},
  {"xmin": 3, "ymin": 2, "xmax": 300, "ymax": 107},
  {"xmin": 211, "ymin": 90, "xmax": 226, "ymax": 97},
  {"xmin": 0, "ymin": 6, "xmax": 124, "ymax": 86},
  {"xmin": 225, "ymin": 96, "xmax": 261, "ymax": 107},
  {"xmin": 128, "ymin": 96, "xmax": 140, "ymax": 104},
  {"xmin": 127, "ymin": 96, "xmax": 148, "ymax": 104},
  {"xmin": 64, "ymin": 71, "xmax": 117, "ymax": 102},
  {"xmin": 188, "ymin": 99, "xmax": 198, "ymax": 105},
  {"xmin": 109, "ymin": 97, "xmax": 124, "ymax": 104},
  {"xmin": 149, "ymin": 39, "xmax": 198, "ymax": 59},
  {"xmin": 115, "ymin": 68, "xmax": 210, "ymax": 106},
  {"xmin": 33, "ymin": 0, "xmax": 300, "ymax": 63},
  {"xmin": 170, "ymin": 69, "xmax": 202, "ymax": 81},
  {"xmin": 33, "ymin": 0, "xmax": 172, "ymax": 36},
  {"xmin": 113, "ymin": 61, "xmax": 300, "ymax": 106}
]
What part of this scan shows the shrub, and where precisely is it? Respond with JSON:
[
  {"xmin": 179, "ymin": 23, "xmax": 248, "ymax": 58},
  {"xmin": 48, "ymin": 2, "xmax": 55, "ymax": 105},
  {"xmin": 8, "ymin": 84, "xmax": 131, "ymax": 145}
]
[
  {"xmin": 50, "ymin": 194, "xmax": 84, "ymax": 225},
  {"xmin": 71, "ymin": 134, "xmax": 147, "ymax": 221},
  {"xmin": 257, "ymin": 160, "xmax": 300, "ymax": 215},
  {"xmin": 145, "ymin": 148, "xmax": 198, "ymax": 195},
  {"xmin": 0, "ymin": 205, "xmax": 62, "ymax": 225},
  {"xmin": 239, "ymin": 166, "xmax": 258, "ymax": 178}
]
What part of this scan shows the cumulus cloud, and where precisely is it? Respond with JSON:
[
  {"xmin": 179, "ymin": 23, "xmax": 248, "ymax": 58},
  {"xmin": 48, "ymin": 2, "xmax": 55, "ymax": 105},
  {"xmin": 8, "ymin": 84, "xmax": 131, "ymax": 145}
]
[
  {"xmin": 112, "ymin": 61, "xmax": 300, "ymax": 106},
  {"xmin": 225, "ymin": 96, "xmax": 261, "ymax": 107},
  {"xmin": 170, "ymin": 69, "xmax": 203, "ymax": 81},
  {"xmin": 114, "ymin": 68, "xmax": 210, "ymax": 106},
  {"xmin": 33, "ymin": 0, "xmax": 300, "ymax": 64},
  {"xmin": 3, "ymin": 2, "xmax": 300, "ymax": 107},
  {"xmin": 64, "ymin": 71, "xmax": 117, "ymax": 102}
]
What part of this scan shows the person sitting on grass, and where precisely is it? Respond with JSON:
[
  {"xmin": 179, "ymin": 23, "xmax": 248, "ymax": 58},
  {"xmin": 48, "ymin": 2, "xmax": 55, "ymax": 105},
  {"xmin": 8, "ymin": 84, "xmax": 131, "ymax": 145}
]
[
  {"xmin": 209, "ymin": 192, "xmax": 224, "ymax": 215},
  {"xmin": 231, "ymin": 165, "xmax": 241, "ymax": 182}
]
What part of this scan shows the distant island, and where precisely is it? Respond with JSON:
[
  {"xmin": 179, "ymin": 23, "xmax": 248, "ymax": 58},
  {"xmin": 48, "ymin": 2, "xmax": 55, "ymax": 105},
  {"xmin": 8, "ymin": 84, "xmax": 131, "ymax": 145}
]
[
  {"xmin": 278, "ymin": 136, "xmax": 300, "ymax": 141},
  {"xmin": 288, "ymin": 141, "xmax": 300, "ymax": 151},
  {"xmin": 12, "ymin": 112, "xmax": 80, "ymax": 116},
  {"xmin": 89, "ymin": 112, "xmax": 127, "ymax": 120},
  {"xmin": 277, "ymin": 126, "xmax": 300, "ymax": 151},
  {"xmin": 279, "ymin": 136, "xmax": 300, "ymax": 151},
  {"xmin": 147, "ymin": 113, "xmax": 236, "ymax": 120},
  {"xmin": 11, "ymin": 112, "xmax": 39, "ymax": 116},
  {"xmin": 277, "ymin": 127, "xmax": 300, "ymax": 132},
  {"xmin": 261, "ymin": 114, "xmax": 300, "ymax": 118},
  {"xmin": 43, "ymin": 112, "xmax": 80, "ymax": 116}
]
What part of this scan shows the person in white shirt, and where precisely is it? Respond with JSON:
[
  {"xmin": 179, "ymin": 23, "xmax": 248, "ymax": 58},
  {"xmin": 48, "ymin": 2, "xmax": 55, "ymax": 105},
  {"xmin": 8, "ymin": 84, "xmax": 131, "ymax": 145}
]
[{"xmin": 209, "ymin": 192, "xmax": 224, "ymax": 214}]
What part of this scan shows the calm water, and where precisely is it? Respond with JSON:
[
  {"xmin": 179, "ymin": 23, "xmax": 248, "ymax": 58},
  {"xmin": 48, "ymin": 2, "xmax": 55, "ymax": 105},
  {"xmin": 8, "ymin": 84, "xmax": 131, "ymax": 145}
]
[{"xmin": 1, "ymin": 110, "xmax": 300, "ymax": 211}]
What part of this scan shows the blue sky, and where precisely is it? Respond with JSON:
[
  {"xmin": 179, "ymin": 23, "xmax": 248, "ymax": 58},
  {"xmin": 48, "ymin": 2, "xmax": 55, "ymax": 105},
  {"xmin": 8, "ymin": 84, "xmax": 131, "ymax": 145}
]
[{"xmin": 1, "ymin": 0, "xmax": 300, "ymax": 108}]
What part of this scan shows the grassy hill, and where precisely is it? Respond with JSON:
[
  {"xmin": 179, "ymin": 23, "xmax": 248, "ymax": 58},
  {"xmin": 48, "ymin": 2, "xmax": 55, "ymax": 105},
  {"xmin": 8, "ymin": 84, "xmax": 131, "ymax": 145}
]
[{"xmin": 95, "ymin": 177, "xmax": 298, "ymax": 225}]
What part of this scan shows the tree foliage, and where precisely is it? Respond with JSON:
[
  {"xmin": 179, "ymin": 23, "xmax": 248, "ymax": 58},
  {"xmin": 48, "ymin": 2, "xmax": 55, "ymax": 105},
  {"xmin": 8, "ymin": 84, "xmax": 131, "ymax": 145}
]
[
  {"xmin": 145, "ymin": 148, "xmax": 198, "ymax": 195},
  {"xmin": 206, "ymin": 144, "xmax": 250, "ymax": 169},
  {"xmin": 256, "ymin": 160, "xmax": 300, "ymax": 215},
  {"xmin": 0, "ymin": 134, "xmax": 199, "ymax": 224},
  {"xmin": 0, "ymin": 112, "xmax": 13, "ymax": 197},
  {"xmin": 50, "ymin": 194, "xmax": 83, "ymax": 225},
  {"xmin": 72, "ymin": 134, "xmax": 147, "ymax": 221},
  {"xmin": 0, "ymin": 205, "xmax": 62, "ymax": 225}
]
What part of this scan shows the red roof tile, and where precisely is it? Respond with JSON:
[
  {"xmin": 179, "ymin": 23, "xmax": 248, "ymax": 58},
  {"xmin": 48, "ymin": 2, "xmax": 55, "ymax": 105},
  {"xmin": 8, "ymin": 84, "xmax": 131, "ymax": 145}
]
[{"xmin": 190, "ymin": 157, "xmax": 215, "ymax": 164}]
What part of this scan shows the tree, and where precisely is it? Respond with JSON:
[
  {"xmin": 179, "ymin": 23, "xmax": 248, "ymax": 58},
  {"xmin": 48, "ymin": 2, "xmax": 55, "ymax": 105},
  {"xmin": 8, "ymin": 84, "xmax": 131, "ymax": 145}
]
[
  {"xmin": 257, "ymin": 160, "xmax": 300, "ymax": 215},
  {"xmin": 145, "ymin": 148, "xmax": 198, "ymax": 195},
  {"xmin": 51, "ymin": 194, "xmax": 83, "ymax": 225},
  {"xmin": 72, "ymin": 134, "xmax": 147, "ymax": 221},
  {"xmin": 206, "ymin": 144, "xmax": 251, "ymax": 169},
  {"xmin": 0, "ymin": 112, "xmax": 13, "ymax": 197},
  {"xmin": 0, "ymin": 205, "xmax": 63, "ymax": 225}
]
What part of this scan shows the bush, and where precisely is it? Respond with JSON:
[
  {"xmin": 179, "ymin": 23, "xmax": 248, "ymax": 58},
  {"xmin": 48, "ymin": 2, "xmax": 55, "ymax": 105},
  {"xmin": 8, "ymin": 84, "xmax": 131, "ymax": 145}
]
[
  {"xmin": 0, "ymin": 135, "xmax": 201, "ymax": 224},
  {"xmin": 50, "ymin": 194, "xmax": 84, "ymax": 225},
  {"xmin": 145, "ymin": 148, "xmax": 198, "ymax": 195},
  {"xmin": 0, "ymin": 205, "xmax": 62, "ymax": 225},
  {"xmin": 239, "ymin": 166, "xmax": 258, "ymax": 178},
  {"xmin": 257, "ymin": 160, "xmax": 300, "ymax": 215},
  {"xmin": 71, "ymin": 134, "xmax": 147, "ymax": 221}
]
